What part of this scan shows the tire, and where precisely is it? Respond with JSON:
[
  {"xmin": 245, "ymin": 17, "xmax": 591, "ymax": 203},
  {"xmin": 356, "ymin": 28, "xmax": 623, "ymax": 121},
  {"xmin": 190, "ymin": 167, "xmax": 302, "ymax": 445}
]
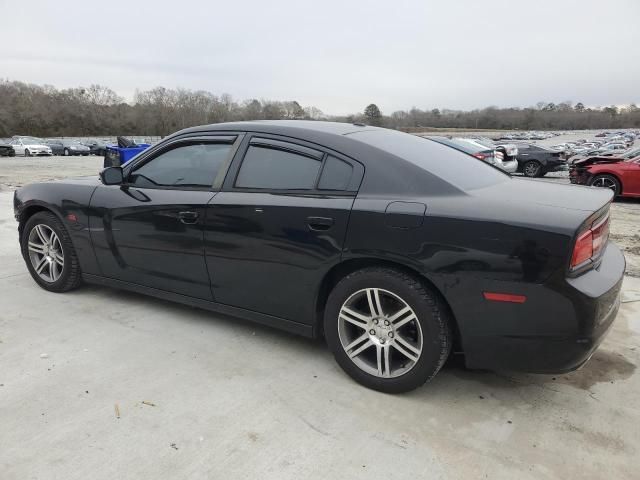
[
  {"xmin": 523, "ymin": 160, "xmax": 542, "ymax": 177},
  {"xmin": 24, "ymin": 149, "xmax": 31, "ymax": 157},
  {"xmin": 324, "ymin": 267, "xmax": 452, "ymax": 393},
  {"xmin": 589, "ymin": 174, "xmax": 621, "ymax": 196},
  {"xmin": 64, "ymin": 148, "xmax": 70, "ymax": 156},
  {"xmin": 21, "ymin": 211, "xmax": 82, "ymax": 293}
]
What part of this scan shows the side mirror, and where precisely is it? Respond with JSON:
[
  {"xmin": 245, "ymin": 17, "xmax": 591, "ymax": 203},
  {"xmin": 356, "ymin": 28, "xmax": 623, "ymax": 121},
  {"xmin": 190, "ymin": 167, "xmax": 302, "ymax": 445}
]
[{"xmin": 100, "ymin": 166, "xmax": 124, "ymax": 185}]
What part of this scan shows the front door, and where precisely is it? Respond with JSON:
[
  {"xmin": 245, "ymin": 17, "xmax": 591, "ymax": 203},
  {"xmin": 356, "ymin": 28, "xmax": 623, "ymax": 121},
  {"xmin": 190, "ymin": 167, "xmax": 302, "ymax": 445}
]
[
  {"xmin": 204, "ymin": 135, "xmax": 363, "ymax": 324},
  {"xmin": 90, "ymin": 136, "xmax": 239, "ymax": 299}
]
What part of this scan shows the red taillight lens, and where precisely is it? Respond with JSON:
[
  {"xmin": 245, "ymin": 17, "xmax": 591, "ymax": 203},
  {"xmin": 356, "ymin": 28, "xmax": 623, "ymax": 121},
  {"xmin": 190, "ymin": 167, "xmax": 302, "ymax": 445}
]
[
  {"xmin": 571, "ymin": 230, "xmax": 593, "ymax": 268},
  {"xmin": 473, "ymin": 153, "xmax": 487, "ymax": 160},
  {"xmin": 570, "ymin": 213, "xmax": 610, "ymax": 270},
  {"xmin": 591, "ymin": 214, "xmax": 610, "ymax": 258}
]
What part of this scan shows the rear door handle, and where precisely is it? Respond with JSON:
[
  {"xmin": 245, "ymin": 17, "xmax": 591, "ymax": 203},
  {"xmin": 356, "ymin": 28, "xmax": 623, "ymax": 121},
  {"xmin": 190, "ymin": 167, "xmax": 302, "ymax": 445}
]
[
  {"xmin": 307, "ymin": 216, "xmax": 334, "ymax": 231},
  {"xmin": 178, "ymin": 211, "xmax": 199, "ymax": 224}
]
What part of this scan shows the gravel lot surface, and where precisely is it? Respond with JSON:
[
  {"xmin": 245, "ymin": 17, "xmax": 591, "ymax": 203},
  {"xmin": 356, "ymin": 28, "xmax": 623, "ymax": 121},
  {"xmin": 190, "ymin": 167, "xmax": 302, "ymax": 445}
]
[{"xmin": 1, "ymin": 151, "xmax": 639, "ymax": 479}]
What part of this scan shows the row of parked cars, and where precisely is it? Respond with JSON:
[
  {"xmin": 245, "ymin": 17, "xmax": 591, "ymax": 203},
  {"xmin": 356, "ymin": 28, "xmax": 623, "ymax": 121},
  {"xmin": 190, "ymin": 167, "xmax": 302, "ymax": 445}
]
[
  {"xmin": 424, "ymin": 136, "xmax": 567, "ymax": 178},
  {"xmin": 551, "ymin": 132, "xmax": 637, "ymax": 158},
  {"xmin": 0, "ymin": 136, "xmax": 109, "ymax": 157}
]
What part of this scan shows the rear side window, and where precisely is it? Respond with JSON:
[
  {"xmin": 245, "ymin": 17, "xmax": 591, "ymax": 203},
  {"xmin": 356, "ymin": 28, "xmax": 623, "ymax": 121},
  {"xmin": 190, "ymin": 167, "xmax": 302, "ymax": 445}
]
[
  {"xmin": 235, "ymin": 146, "xmax": 322, "ymax": 189},
  {"xmin": 318, "ymin": 156, "xmax": 353, "ymax": 190},
  {"xmin": 349, "ymin": 129, "xmax": 509, "ymax": 191},
  {"xmin": 130, "ymin": 143, "xmax": 232, "ymax": 188}
]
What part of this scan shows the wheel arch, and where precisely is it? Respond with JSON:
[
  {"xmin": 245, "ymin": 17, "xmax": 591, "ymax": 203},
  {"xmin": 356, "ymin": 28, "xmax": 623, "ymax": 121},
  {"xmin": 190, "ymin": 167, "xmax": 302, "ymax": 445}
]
[
  {"xmin": 18, "ymin": 203, "xmax": 64, "ymax": 240},
  {"xmin": 314, "ymin": 257, "xmax": 462, "ymax": 350}
]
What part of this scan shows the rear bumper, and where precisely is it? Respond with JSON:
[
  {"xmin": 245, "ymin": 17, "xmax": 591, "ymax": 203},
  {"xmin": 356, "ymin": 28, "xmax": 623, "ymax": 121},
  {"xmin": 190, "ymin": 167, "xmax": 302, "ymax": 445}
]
[
  {"xmin": 545, "ymin": 160, "xmax": 569, "ymax": 172},
  {"xmin": 461, "ymin": 242, "xmax": 625, "ymax": 373}
]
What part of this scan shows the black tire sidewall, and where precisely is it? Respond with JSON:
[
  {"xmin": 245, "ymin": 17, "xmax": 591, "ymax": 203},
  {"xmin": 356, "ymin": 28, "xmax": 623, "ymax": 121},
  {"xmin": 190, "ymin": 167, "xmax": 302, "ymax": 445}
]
[
  {"xmin": 324, "ymin": 268, "xmax": 449, "ymax": 393},
  {"xmin": 21, "ymin": 212, "xmax": 75, "ymax": 292}
]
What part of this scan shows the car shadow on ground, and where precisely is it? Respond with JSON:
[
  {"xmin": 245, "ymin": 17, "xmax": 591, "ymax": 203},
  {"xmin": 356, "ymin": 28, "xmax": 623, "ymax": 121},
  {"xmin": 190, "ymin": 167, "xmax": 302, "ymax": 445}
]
[{"xmin": 72, "ymin": 283, "xmax": 638, "ymax": 401}]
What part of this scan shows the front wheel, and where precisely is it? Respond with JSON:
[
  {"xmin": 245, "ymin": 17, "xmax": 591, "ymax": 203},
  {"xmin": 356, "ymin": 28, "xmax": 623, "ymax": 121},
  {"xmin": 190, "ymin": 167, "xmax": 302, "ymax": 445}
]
[
  {"xmin": 21, "ymin": 211, "xmax": 82, "ymax": 292},
  {"xmin": 523, "ymin": 160, "xmax": 542, "ymax": 177},
  {"xmin": 64, "ymin": 148, "xmax": 70, "ymax": 156},
  {"xmin": 24, "ymin": 149, "xmax": 31, "ymax": 157},
  {"xmin": 324, "ymin": 267, "xmax": 452, "ymax": 393},
  {"xmin": 590, "ymin": 174, "xmax": 621, "ymax": 196}
]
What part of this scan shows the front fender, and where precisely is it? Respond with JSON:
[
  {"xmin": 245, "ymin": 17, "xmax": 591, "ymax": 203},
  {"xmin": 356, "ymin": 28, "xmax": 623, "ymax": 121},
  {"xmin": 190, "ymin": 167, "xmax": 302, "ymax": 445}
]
[{"xmin": 14, "ymin": 180, "xmax": 102, "ymax": 275}]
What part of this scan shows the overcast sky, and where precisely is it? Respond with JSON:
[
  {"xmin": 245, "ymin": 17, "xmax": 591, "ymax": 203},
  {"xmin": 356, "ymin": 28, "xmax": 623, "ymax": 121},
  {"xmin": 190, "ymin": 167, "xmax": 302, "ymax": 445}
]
[{"xmin": 1, "ymin": 0, "xmax": 638, "ymax": 115}]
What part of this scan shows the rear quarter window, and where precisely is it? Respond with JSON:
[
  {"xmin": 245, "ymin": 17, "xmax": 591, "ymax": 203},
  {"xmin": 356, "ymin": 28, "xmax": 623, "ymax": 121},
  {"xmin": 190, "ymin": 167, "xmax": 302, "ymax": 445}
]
[{"xmin": 349, "ymin": 130, "xmax": 509, "ymax": 191}]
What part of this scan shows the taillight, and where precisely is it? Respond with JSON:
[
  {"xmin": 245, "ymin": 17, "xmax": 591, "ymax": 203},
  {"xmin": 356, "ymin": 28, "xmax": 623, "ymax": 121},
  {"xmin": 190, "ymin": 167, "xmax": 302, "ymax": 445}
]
[
  {"xmin": 473, "ymin": 153, "xmax": 487, "ymax": 160},
  {"xmin": 570, "ymin": 213, "xmax": 610, "ymax": 271}
]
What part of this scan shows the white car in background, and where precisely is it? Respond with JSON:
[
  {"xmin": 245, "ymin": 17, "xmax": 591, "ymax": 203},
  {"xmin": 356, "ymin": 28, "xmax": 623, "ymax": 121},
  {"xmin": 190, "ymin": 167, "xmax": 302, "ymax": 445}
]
[{"xmin": 9, "ymin": 136, "xmax": 53, "ymax": 157}]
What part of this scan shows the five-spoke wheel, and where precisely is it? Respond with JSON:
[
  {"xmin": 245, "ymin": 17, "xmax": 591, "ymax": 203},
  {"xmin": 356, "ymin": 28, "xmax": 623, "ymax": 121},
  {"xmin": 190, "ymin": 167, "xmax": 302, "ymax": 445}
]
[
  {"xmin": 324, "ymin": 267, "xmax": 452, "ymax": 393},
  {"xmin": 338, "ymin": 288, "xmax": 423, "ymax": 378},
  {"xmin": 21, "ymin": 211, "xmax": 82, "ymax": 292},
  {"xmin": 27, "ymin": 224, "xmax": 64, "ymax": 282}
]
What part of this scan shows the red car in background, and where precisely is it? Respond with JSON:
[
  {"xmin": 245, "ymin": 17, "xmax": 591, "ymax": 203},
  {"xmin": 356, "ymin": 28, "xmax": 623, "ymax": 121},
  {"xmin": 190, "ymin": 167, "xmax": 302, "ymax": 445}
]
[{"xmin": 570, "ymin": 147, "xmax": 640, "ymax": 198}]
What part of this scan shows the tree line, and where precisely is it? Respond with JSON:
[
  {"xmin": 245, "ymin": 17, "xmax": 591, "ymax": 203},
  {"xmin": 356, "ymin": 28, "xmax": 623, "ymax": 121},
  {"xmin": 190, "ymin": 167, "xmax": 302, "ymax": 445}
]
[{"xmin": 1, "ymin": 80, "xmax": 638, "ymax": 138}]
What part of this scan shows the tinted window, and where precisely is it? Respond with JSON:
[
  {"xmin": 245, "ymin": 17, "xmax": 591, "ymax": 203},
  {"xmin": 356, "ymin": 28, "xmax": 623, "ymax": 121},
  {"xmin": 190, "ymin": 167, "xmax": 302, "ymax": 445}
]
[
  {"xmin": 349, "ymin": 130, "xmax": 509, "ymax": 191},
  {"xmin": 130, "ymin": 143, "xmax": 231, "ymax": 188},
  {"xmin": 318, "ymin": 156, "xmax": 353, "ymax": 190},
  {"xmin": 235, "ymin": 146, "xmax": 321, "ymax": 189}
]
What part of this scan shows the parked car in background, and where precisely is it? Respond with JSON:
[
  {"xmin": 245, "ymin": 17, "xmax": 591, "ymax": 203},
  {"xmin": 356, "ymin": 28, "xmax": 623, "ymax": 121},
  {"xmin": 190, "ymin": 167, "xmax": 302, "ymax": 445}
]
[
  {"xmin": 570, "ymin": 148, "xmax": 640, "ymax": 197},
  {"xmin": 45, "ymin": 139, "xmax": 91, "ymax": 156},
  {"xmin": 514, "ymin": 143, "xmax": 569, "ymax": 177},
  {"xmin": 428, "ymin": 136, "xmax": 518, "ymax": 173},
  {"xmin": 9, "ymin": 137, "xmax": 52, "ymax": 156},
  {"xmin": 464, "ymin": 137, "xmax": 519, "ymax": 165},
  {"xmin": 82, "ymin": 139, "xmax": 108, "ymax": 156},
  {"xmin": 0, "ymin": 142, "xmax": 16, "ymax": 157},
  {"xmin": 598, "ymin": 143, "xmax": 629, "ymax": 154},
  {"xmin": 13, "ymin": 121, "xmax": 625, "ymax": 393}
]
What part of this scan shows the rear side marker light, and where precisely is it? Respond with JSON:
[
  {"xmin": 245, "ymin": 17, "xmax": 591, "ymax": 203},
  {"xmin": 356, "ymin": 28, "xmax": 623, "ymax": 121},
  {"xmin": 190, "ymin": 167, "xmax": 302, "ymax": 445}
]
[{"xmin": 483, "ymin": 292, "xmax": 527, "ymax": 303}]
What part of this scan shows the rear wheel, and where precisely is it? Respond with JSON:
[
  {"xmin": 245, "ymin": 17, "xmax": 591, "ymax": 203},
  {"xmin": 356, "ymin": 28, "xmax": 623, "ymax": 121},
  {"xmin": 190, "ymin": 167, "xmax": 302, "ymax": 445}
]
[
  {"xmin": 21, "ymin": 212, "xmax": 82, "ymax": 292},
  {"xmin": 64, "ymin": 148, "xmax": 70, "ymax": 156},
  {"xmin": 24, "ymin": 149, "xmax": 31, "ymax": 157},
  {"xmin": 523, "ymin": 160, "xmax": 542, "ymax": 177},
  {"xmin": 589, "ymin": 174, "xmax": 621, "ymax": 196},
  {"xmin": 324, "ymin": 267, "xmax": 452, "ymax": 393}
]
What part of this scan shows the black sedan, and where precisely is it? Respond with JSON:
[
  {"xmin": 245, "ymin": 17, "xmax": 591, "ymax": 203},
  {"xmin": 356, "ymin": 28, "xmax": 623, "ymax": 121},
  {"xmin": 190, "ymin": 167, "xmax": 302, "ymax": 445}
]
[
  {"xmin": 45, "ymin": 139, "xmax": 91, "ymax": 156},
  {"xmin": 13, "ymin": 121, "xmax": 625, "ymax": 393},
  {"xmin": 514, "ymin": 143, "xmax": 569, "ymax": 177},
  {"xmin": 82, "ymin": 139, "xmax": 109, "ymax": 156}
]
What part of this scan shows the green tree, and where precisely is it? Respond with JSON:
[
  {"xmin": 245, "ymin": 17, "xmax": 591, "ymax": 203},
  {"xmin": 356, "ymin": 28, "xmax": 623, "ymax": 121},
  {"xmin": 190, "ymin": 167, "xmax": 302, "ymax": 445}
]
[{"xmin": 364, "ymin": 103, "xmax": 382, "ymax": 126}]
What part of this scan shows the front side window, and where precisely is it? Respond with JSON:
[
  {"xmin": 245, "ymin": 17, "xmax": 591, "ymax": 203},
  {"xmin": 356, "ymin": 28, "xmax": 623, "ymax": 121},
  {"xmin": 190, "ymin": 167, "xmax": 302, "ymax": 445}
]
[
  {"xmin": 129, "ymin": 142, "xmax": 232, "ymax": 188},
  {"xmin": 235, "ymin": 146, "xmax": 322, "ymax": 190}
]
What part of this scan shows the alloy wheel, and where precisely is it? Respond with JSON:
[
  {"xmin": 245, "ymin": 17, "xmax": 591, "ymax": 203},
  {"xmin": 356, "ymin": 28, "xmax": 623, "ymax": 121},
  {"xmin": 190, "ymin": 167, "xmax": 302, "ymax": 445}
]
[
  {"xmin": 27, "ymin": 224, "xmax": 64, "ymax": 282},
  {"xmin": 592, "ymin": 177, "xmax": 616, "ymax": 191},
  {"xmin": 524, "ymin": 161, "xmax": 540, "ymax": 177},
  {"xmin": 337, "ymin": 288, "xmax": 423, "ymax": 378}
]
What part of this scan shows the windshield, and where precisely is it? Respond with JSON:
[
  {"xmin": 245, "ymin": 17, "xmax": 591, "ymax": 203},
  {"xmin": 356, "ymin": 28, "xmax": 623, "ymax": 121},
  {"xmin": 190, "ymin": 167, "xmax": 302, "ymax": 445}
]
[
  {"xmin": 348, "ymin": 129, "xmax": 509, "ymax": 191},
  {"xmin": 20, "ymin": 137, "xmax": 44, "ymax": 144}
]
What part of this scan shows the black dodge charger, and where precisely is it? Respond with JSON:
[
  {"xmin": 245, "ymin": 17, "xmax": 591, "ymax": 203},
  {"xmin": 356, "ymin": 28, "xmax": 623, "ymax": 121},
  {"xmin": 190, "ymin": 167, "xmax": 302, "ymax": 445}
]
[{"xmin": 13, "ymin": 121, "xmax": 625, "ymax": 393}]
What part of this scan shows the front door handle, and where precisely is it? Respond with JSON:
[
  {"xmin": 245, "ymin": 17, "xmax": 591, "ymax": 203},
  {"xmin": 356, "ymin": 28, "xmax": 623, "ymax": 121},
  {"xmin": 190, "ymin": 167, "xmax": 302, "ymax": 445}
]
[
  {"xmin": 178, "ymin": 211, "xmax": 199, "ymax": 224},
  {"xmin": 307, "ymin": 216, "xmax": 334, "ymax": 231}
]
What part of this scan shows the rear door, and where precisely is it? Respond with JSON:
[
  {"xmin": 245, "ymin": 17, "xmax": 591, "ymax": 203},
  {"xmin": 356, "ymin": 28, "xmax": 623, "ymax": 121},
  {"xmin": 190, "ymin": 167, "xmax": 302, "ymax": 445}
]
[
  {"xmin": 204, "ymin": 134, "xmax": 363, "ymax": 324},
  {"xmin": 90, "ymin": 135, "xmax": 239, "ymax": 299}
]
